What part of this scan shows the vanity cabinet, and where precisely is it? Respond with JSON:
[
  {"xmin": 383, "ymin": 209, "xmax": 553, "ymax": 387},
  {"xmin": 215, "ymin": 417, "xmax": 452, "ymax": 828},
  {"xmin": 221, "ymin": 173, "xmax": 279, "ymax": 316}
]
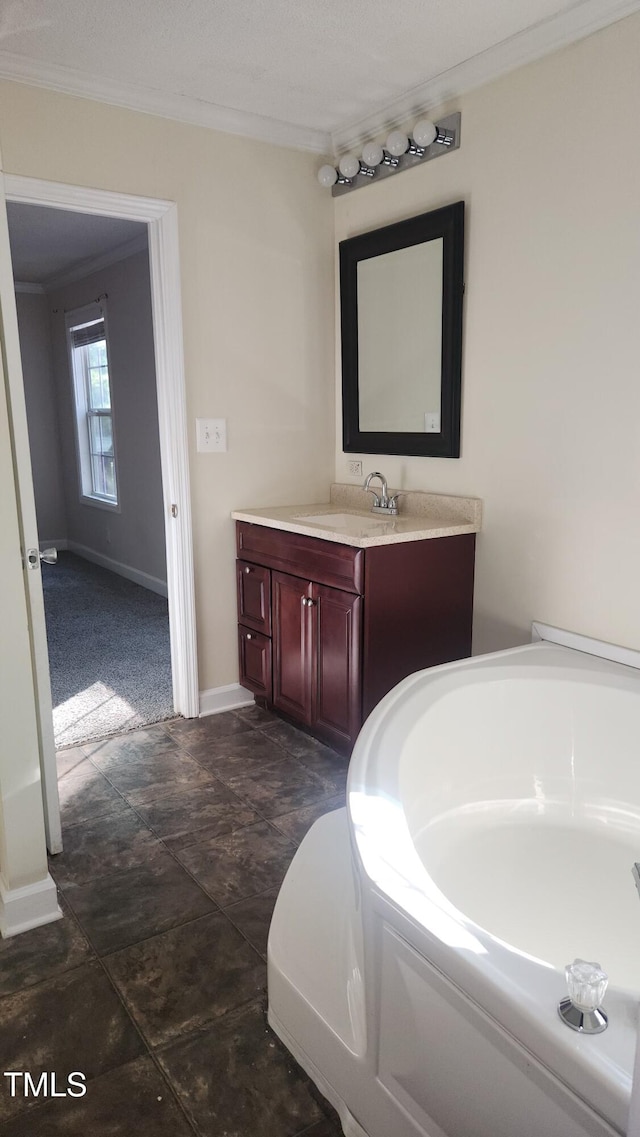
[
  {"xmin": 236, "ymin": 520, "xmax": 475, "ymax": 751},
  {"xmin": 271, "ymin": 571, "xmax": 362, "ymax": 746}
]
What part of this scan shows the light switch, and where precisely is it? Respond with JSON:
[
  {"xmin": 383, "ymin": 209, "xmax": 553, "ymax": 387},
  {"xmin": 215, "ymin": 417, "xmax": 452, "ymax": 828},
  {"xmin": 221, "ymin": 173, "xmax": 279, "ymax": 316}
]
[{"xmin": 196, "ymin": 418, "xmax": 227, "ymax": 452}]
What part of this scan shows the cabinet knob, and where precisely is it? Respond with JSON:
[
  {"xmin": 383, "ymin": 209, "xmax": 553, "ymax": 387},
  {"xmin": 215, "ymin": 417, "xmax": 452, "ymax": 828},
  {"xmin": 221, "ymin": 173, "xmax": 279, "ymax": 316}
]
[
  {"xmin": 301, "ymin": 597, "xmax": 315, "ymax": 607},
  {"xmin": 245, "ymin": 633, "xmax": 253, "ymax": 640},
  {"xmin": 244, "ymin": 566, "xmax": 252, "ymax": 574}
]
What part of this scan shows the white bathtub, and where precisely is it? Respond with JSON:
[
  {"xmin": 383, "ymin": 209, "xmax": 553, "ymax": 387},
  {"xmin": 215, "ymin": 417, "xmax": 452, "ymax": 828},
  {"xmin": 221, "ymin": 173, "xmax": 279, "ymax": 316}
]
[{"xmin": 268, "ymin": 639, "xmax": 640, "ymax": 1137}]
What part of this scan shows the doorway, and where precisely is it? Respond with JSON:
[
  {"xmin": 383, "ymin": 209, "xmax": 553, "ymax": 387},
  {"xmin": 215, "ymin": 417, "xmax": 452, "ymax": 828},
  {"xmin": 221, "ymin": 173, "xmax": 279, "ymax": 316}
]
[
  {"xmin": 0, "ymin": 174, "xmax": 198, "ymax": 852},
  {"xmin": 9, "ymin": 203, "xmax": 175, "ymax": 748}
]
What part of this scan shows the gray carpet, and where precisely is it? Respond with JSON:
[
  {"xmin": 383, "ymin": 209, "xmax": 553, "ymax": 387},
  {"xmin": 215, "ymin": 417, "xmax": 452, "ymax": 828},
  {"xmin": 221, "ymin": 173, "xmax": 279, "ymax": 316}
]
[{"xmin": 42, "ymin": 551, "xmax": 173, "ymax": 749}]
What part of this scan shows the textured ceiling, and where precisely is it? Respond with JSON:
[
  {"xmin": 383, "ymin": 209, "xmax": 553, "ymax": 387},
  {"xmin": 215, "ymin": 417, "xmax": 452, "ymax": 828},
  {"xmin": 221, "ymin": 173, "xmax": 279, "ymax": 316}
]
[
  {"xmin": 0, "ymin": 0, "xmax": 638, "ymax": 151},
  {"xmin": 7, "ymin": 202, "xmax": 146, "ymax": 284}
]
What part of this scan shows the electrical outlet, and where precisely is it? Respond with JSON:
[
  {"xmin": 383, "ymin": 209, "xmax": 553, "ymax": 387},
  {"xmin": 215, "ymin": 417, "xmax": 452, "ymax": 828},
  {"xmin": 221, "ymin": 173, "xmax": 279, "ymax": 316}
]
[
  {"xmin": 347, "ymin": 460, "xmax": 363, "ymax": 477},
  {"xmin": 196, "ymin": 418, "xmax": 227, "ymax": 452}
]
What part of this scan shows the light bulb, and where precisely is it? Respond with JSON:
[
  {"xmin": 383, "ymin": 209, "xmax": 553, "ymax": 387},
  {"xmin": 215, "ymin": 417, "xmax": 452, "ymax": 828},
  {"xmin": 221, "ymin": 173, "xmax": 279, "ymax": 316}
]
[
  {"xmin": 386, "ymin": 130, "xmax": 409, "ymax": 158},
  {"xmin": 361, "ymin": 141, "xmax": 383, "ymax": 168},
  {"xmin": 317, "ymin": 164, "xmax": 338, "ymax": 188},
  {"xmin": 412, "ymin": 118, "xmax": 438, "ymax": 148},
  {"xmin": 338, "ymin": 153, "xmax": 361, "ymax": 180}
]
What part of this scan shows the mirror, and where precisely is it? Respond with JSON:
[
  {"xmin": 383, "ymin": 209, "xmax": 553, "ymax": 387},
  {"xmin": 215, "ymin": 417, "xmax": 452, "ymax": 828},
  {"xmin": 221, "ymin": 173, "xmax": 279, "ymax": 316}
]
[{"xmin": 340, "ymin": 201, "xmax": 464, "ymax": 457}]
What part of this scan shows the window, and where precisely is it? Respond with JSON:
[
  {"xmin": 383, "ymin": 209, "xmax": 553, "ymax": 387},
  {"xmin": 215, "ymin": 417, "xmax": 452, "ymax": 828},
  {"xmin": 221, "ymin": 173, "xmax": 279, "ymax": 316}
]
[{"xmin": 67, "ymin": 302, "xmax": 118, "ymax": 508}]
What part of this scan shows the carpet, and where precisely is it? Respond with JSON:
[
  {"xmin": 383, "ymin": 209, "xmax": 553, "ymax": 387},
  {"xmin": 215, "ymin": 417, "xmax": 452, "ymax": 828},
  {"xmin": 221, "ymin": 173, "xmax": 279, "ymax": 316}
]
[{"xmin": 42, "ymin": 551, "xmax": 174, "ymax": 749}]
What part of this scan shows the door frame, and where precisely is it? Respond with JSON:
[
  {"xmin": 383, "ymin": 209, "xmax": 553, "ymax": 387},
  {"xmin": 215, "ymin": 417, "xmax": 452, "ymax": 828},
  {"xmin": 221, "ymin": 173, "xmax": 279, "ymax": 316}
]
[{"xmin": 3, "ymin": 175, "xmax": 199, "ymax": 847}]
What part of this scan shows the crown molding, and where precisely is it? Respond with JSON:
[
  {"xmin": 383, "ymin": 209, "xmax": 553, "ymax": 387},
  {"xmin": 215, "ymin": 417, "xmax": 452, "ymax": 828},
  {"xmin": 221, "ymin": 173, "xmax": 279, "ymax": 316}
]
[
  {"xmin": 0, "ymin": 50, "xmax": 332, "ymax": 155},
  {"xmin": 42, "ymin": 231, "xmax": 148, "ymax": 291},
  {"xmin": 14, "ymin": 280, "xmax": 44, "ymax": 294},
  {"xmin": 0, "ymin": 0, "xmax": 636, "ymax": 160},
  {"xmin": 331, "ymin": 0, "xmax": 640, "ymax": 153}
]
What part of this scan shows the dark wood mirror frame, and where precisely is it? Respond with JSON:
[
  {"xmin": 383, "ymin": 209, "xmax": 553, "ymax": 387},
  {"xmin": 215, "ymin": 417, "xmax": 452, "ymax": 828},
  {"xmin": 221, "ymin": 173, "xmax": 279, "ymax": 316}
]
[{"xmin": 340, "ymin": 200, "xmax": 464, "ymax": 458}]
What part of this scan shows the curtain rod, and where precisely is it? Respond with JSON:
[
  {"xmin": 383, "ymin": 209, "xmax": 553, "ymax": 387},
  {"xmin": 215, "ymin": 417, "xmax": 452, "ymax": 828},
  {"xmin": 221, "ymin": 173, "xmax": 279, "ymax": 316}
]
[{"xmin": 52, "ymin": 292, "xmax": 108, "ymax": 314}]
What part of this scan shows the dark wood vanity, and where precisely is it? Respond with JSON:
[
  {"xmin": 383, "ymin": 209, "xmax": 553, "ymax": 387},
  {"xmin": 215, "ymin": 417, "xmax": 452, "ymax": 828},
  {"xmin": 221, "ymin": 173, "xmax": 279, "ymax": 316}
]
[{"xmin": 236, "ymin": 519, "xmax": 476, "ymax": 751}]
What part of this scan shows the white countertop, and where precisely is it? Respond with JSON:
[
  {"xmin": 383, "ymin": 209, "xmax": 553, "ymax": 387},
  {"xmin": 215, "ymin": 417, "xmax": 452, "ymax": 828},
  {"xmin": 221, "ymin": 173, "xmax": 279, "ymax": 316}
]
[{"xmin": 232, "ymin": 484, "xmax": 482, "ymax": 549}]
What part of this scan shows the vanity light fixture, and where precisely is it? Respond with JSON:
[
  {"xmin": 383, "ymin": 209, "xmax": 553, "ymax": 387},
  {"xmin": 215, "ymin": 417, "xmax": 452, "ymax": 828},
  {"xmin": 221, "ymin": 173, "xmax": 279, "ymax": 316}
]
[{"xmin": 317, "ymin": 112, "xmax": 460, "ymax": 197}]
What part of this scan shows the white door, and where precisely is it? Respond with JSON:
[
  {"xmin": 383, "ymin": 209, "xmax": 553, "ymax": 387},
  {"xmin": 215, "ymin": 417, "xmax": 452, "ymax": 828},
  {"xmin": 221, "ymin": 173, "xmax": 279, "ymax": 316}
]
[{"xmin": 0, "ymin": 167, "xmax": 62, "ymax": 853}]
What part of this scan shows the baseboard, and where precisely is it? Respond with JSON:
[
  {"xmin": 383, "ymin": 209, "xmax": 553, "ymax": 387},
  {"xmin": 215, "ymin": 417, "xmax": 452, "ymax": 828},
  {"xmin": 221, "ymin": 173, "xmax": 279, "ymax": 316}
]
[
  {"xmin": 0, "ymin": 873, "xmax": 62, "ymax": 939},
  {"xmin": 39, "ymin": 538, "xmax": 69, "ymax": 552},
  {"xmin": 67, "ymin": 542, "xmax": 168, "ymax": 598},
  {"xmin": 199, "ymin": 683, "xmax": 254, "ymax": 717}
]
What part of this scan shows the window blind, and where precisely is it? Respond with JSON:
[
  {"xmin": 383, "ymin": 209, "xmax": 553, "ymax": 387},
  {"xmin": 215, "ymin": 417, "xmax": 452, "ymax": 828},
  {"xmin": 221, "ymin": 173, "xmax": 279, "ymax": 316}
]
[{"xmin": 70, "ymin": 318, "xmax": 105, "ymax": 350}]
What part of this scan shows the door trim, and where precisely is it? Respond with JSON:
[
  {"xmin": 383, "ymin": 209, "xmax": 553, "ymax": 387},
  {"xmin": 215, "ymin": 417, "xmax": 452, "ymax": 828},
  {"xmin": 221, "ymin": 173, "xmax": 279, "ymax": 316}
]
[{"xmin": 4, "ymin": 175, "xmax": 199, "ymax": 718}]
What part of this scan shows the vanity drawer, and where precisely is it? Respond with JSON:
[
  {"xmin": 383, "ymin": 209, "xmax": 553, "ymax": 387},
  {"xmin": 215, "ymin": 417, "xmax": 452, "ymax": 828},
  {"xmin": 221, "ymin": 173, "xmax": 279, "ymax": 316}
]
[
  {"xmin": 236, "ymin": 522, "xmax": 364, "ymax": 594},
  {"xmin": 236, "ymin": 560, "xmax": 271, "ymax": 635},
  {"xmin": 238, "ymin": 627, "xmax": 272, "ymax": 700}
]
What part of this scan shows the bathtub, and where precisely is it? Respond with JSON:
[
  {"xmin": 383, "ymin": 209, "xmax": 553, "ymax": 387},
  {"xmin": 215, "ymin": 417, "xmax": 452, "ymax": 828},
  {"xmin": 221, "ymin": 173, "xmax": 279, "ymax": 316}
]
[{"xmin": 268, "ymin": 637, "xmax": 640, "ymax": 1137}]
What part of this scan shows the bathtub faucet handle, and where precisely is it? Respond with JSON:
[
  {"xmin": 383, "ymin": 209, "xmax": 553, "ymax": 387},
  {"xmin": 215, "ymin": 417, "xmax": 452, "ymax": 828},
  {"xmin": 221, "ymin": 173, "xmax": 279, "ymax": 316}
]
[{"xmin": 558, "ymin": 958, "xmax": 608, "ymax": 1034}]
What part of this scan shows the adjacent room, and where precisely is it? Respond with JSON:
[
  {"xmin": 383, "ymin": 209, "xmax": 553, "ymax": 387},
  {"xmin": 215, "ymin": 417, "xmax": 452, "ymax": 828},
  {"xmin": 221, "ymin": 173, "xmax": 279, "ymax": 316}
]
[
  {"xmin": 0, "ymin": 1, "xmax": 639, "ymax": 1134},
  {"xmin": 8, "ymin": 203, "xmax": 174, "ymax": 749}
]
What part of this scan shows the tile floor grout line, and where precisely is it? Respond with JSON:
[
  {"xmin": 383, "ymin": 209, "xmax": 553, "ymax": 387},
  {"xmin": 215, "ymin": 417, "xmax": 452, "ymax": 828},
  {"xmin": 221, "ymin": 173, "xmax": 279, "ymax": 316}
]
[
  {"xmin": 56, "ymin": 793, "xmax": 295, "ymax": 932},
  {"xmin": 148, "ymin": 991, "xmax": 270, "ymax": 1059},
  {"xmin": 87, "ymin": 896, "xmax": 292, "ymax": 1137},
  {"xmin": 61, "ymin": 884, "xmax": 220, "ymax": 960},
  {"xmin": 7, "ymin": 711, "xmax": 344, "ymax": 1135},
  {"xmin": 50, "ymin": 804, "xmax": 292, "ymax": 898},
  {"xmin": 51, "ymin": 725, "xmax": 342, "ymax": 960},
  {"xmin": 0, "ymin": 952, "xmax": 97, "ymax": 1002},
  {"xmin": 98, "ymin": 905, "xmax": 261, "ymax": 964},
  {"xmin": 0, "ymin": 950, "xmax": 175, "ymax": 1134},
  {"xmin": 92, "ymin": 953, "xmax": 203, "ymax": 1137},
  {"xmin": 82, "ymin": 718, "xmax": 345, "ymax": 806},
  {"xmin": 53, "ymin": 746, "xmax": 342, "ymax": 919},
  {"xmin": 169, "ymin": 734, "xmax": 344, "ymax": 822},
  {"xmin": 247, "ymin": 721, "xmax": 351, "ymax": 786},
  {"xmin": 38, "ymin": 886, "xmax": 204, "ymax": 1137},
  {"xmin": 82, "ymin": 725, "xmax": 326, "ymax": 814},
  {"xmin": 177, "ymin": 729, "xmax": 314, "ymax": 775}
]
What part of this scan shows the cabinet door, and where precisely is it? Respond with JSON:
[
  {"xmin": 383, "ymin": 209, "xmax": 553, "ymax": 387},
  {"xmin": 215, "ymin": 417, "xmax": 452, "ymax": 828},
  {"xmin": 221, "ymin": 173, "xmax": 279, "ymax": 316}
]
[
  {"xmin": 313, "ymin": 583, "xmax": 362, "ymax": 749},
  {"xmin": 237, "ymin": 560, "xmax": 271, "ymax": 635},
  {"xmin": 272, "ymin": 571, "xmax": 313, "ymax": 725},
  {"xmin": 238, "ymin": 628, "xmax": 272, "ymax": 700}
]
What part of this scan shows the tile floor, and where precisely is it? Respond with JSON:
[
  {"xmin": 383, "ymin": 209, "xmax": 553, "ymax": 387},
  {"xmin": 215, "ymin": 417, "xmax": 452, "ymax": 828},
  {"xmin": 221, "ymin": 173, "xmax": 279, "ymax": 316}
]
[{"xmin": 0, "ymin": 705, "xmax": 347, "ymax": 1136}]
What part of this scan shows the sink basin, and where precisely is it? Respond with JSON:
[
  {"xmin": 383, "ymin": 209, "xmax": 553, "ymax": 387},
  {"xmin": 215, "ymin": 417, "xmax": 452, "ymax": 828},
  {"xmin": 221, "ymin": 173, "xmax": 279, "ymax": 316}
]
[{"xmin": 293, "ymin": 511, "xmax": 394, "ymax": 531}]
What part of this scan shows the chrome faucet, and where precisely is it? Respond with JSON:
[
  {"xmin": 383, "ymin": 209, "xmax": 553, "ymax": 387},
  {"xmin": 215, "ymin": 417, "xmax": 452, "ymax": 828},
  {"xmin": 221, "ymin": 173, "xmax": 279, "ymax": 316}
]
[{"xmin": 363, "ymin": 471, "xmax": 402, "ymax": 516}]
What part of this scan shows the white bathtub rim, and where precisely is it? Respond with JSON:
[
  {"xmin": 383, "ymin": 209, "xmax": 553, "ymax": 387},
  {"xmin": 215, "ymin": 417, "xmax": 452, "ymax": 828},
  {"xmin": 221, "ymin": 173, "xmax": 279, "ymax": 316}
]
[
  {"xmin": 348, "ymin": 643, "xmax": 640, "ymax": 1134},
  {"xmin": 351, "ymin": 643, "xmax": 640, "ymax": 801}
]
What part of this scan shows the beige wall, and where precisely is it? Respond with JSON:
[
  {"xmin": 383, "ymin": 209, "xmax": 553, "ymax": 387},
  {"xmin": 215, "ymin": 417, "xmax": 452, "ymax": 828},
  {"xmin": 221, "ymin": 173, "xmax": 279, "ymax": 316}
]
[
  {"xmin": 335, "ymin": 13, "xmax": 640, "ymax": 654},
  {"xmin": 2, "ymin": 8, "xmax": 639, "ymax": 706},
  {"xmin": 0, "ymin": 83, "xmax": 336, "ymax": 694}
]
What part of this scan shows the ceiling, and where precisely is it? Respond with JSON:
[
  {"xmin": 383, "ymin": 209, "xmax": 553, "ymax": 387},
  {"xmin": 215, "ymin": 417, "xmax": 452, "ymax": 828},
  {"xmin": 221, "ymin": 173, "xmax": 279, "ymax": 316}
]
[
  {"xmin": 0, "ymin": 0, "xmax": 638, "ymax": 153},
  {"xmin": 6, "ymin": 202, "xmax": 146, "ymax": 285}
]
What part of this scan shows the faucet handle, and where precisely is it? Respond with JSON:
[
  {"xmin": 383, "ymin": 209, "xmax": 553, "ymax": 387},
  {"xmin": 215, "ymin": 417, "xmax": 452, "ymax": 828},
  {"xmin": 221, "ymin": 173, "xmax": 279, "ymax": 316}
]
[
  {"xmin": 388, "ymin": 491, "xmax": 405, "ymax": 511},
  {"xmin": 565, "ymin": 959, "xmax": 608, "ymax": 1011},
  {"xmin": 558, "ymin": 959, "xmax": 608, "ymax": 1033}
]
